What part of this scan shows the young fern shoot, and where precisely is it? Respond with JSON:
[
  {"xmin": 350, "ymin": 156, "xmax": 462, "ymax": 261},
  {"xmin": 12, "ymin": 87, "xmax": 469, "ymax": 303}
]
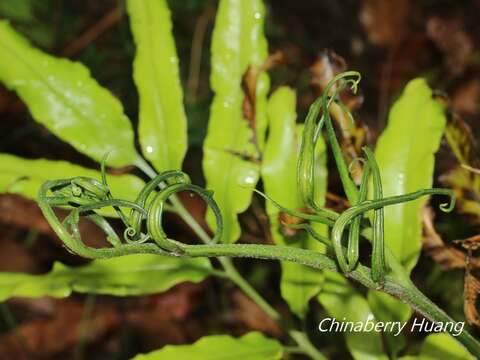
[{"xmin": 37, "ymin": 72, "xmax": 480, "ymax": 357}]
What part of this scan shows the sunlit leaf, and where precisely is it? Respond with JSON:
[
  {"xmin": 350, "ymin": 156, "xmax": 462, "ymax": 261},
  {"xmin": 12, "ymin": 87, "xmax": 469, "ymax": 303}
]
[
  {"xmin": 369, "ymin": 79, "xmax": 446, "ymax": 356},
  {"xmin": 133, "ymin": 332, "xmax": 283, "ymax": 360},
  {"xmin": 374, "ymin": 78, "xmax": 446, "ymax": 272},
  {"xmin": 202, "ymin": 0, "xmax": 269, "ymax": 243},
  {"xmin": 399, "ymin": 333, "xmax": 475, "ymax": 360},
  {"xmin": 318, "ymin": 272, "xmax": 388, "ymax": 360},
  {"xmin": 127, "ymin": 0, "xmax": 187, "ymax": 172},
  {"xmin": 261, "ymin": 87, "xmax": 326, "ymax": 318},
  {"xmin": 0, "ymin": 21, "xmax": 138, "ymax": 167},
  {"xmin": 0, "ymin": 153, "xmax": 144, "ymax": 217},
  {"xmin": 0, "ymin": 254, "xmax": 212, "ymax": 301}
]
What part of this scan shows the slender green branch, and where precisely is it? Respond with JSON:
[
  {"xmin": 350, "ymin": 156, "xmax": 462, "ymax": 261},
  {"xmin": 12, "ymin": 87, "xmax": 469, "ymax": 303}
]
[{"xmin": 176, "ymin": 243, "xmax": 480, "ymax": 357}]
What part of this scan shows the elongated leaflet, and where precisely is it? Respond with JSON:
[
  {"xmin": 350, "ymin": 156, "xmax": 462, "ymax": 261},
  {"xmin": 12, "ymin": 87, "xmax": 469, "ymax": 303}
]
[
  {"xmin": 297, "ymin": 98, "xmax": 321, "ymax": 208},
  {"xmin": 363, "ymin": 147, "xmax": 386, "ymax": 283},
  {"xmin": 346, "ymin": 161, "xmax": 370, "ymax": 270},
  {"xmin": 320, "ymin": 71, "xmax": 361, "ymax": 204}
]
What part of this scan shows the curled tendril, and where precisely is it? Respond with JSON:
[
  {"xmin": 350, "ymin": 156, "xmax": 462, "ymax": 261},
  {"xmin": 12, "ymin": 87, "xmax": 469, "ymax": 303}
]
[
  {"xmin": 147, "ymin": 183, "xmax": 222, "ymax": 253},
  {"xmin": 37, "ymin": 169, "xmax": 222, "ymax": 259},
  {"xmin": 124, "ymin": 227, "xmax": 151, "ymax": 244},
  {"xmin": 38, "ymin": 71, "xmax": 457, "ymax": 287},
  {"xmin": 127, "ymin": 170, "xmax": 191, "ymax": 243},
  {"xmin": 331, "ymin": 188, "xmax": 455, "ymax": 275}
]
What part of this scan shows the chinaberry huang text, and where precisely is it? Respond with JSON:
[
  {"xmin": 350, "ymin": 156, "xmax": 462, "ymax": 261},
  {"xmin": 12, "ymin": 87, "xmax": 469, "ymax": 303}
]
[{"xmin": 318, "ymin": 316, "xmax": 464, "ymax": 337}]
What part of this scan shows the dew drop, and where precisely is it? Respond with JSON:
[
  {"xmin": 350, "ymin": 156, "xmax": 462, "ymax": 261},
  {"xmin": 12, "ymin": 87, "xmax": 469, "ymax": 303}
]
[{"xmin": 243, "ymin": 175, "xmax": 256, "ymax": 185}]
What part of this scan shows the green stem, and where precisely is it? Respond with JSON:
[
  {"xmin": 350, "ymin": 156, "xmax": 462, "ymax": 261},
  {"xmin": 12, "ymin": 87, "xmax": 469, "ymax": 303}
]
[
  {"xmin": 179, "ymin": 242, "xmax": 480, "ymax": 357},
  {"xmin": 135, "ymin": 159, "xmax": 479, "ymax": 356}
]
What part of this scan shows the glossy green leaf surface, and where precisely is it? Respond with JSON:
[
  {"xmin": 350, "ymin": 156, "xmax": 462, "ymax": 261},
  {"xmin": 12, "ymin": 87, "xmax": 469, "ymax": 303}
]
[
  {"xmin": 374, "ymin": 78, "xmax": 446, "ymax": 272},
  {"xmin": 0, "ymin": 254, "xmax": 212, "ymax": 301},
  {"xmin": 399, "ymin": 333, "xmax": 475, "ymax": 360},
  {"xmin": 133, "ymin": 332, "xmax": 283, "ymax": 360},
  {"xmin": 202, "ymin": 0, "xmax": 269, "ymax": 243},
  {"xmin": 0, "ymin": 153, "xmax": 144, "ymax": 217},
  {"xmin": 261, "ymin": 87, "xmax": 326, "ymax": 318},
  {"xmin": 0, "ymin": 21, "xmax": 138, "ymax": 167},
  {"xmin": 318, "ymin": 272, "xmax": 387, "ymax": 360},
  {"xmin": 127, "ymin": 0, "xmax": 187, "ymax": 172}
]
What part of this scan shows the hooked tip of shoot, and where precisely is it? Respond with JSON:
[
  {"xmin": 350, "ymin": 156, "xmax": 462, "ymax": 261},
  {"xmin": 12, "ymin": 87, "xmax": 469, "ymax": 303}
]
[
  {"xmin": 343, "ymin": 71, "xmax": 361, "ymax": 93},
  {"xmin": 440, "ymin": 193, "xmax": 456, "ymax": 213},
  {"xmin": 124, "ymin": 226, "xmax": 137, "ymax": 239}
]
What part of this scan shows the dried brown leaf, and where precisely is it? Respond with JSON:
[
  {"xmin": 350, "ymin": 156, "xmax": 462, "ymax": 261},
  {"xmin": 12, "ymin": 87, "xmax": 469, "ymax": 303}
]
[
  {"xmin": 464, "ymin": 254, "xmax": 480, "ymax": 326},
  {"xmin": 456, "ymin": 234, "xmax": 480, "ymax": 251},
  {"xmin": 278, "ymin": 210, "xmax": 308, "ymax": 237},
  {"xmin": 310, "ymin": 51, "xmax": 347, "ymax": 91},
  {"xmin": 423, "ymin": 208, "xmax": 480, "ymax": 325},
  {"xmin": 444, "ymin": 113, "xmax": 479, "ymax": 167},
  {"xmin": 241, "ymin": 51, "xmax": 283, "ymax": 159}
]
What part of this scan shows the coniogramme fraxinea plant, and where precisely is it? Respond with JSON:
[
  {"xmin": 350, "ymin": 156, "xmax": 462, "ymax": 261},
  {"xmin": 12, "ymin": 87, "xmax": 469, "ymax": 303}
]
[{"xmin": 38, "ymin": 72, "xmax": 480, "ymax": 357}]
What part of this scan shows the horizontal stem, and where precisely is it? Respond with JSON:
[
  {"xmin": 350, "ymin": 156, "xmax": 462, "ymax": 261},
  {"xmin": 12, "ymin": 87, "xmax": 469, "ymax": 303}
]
[{"xmin": 178, "ymin": 243, "xmax": 480, "ymax": 357}]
